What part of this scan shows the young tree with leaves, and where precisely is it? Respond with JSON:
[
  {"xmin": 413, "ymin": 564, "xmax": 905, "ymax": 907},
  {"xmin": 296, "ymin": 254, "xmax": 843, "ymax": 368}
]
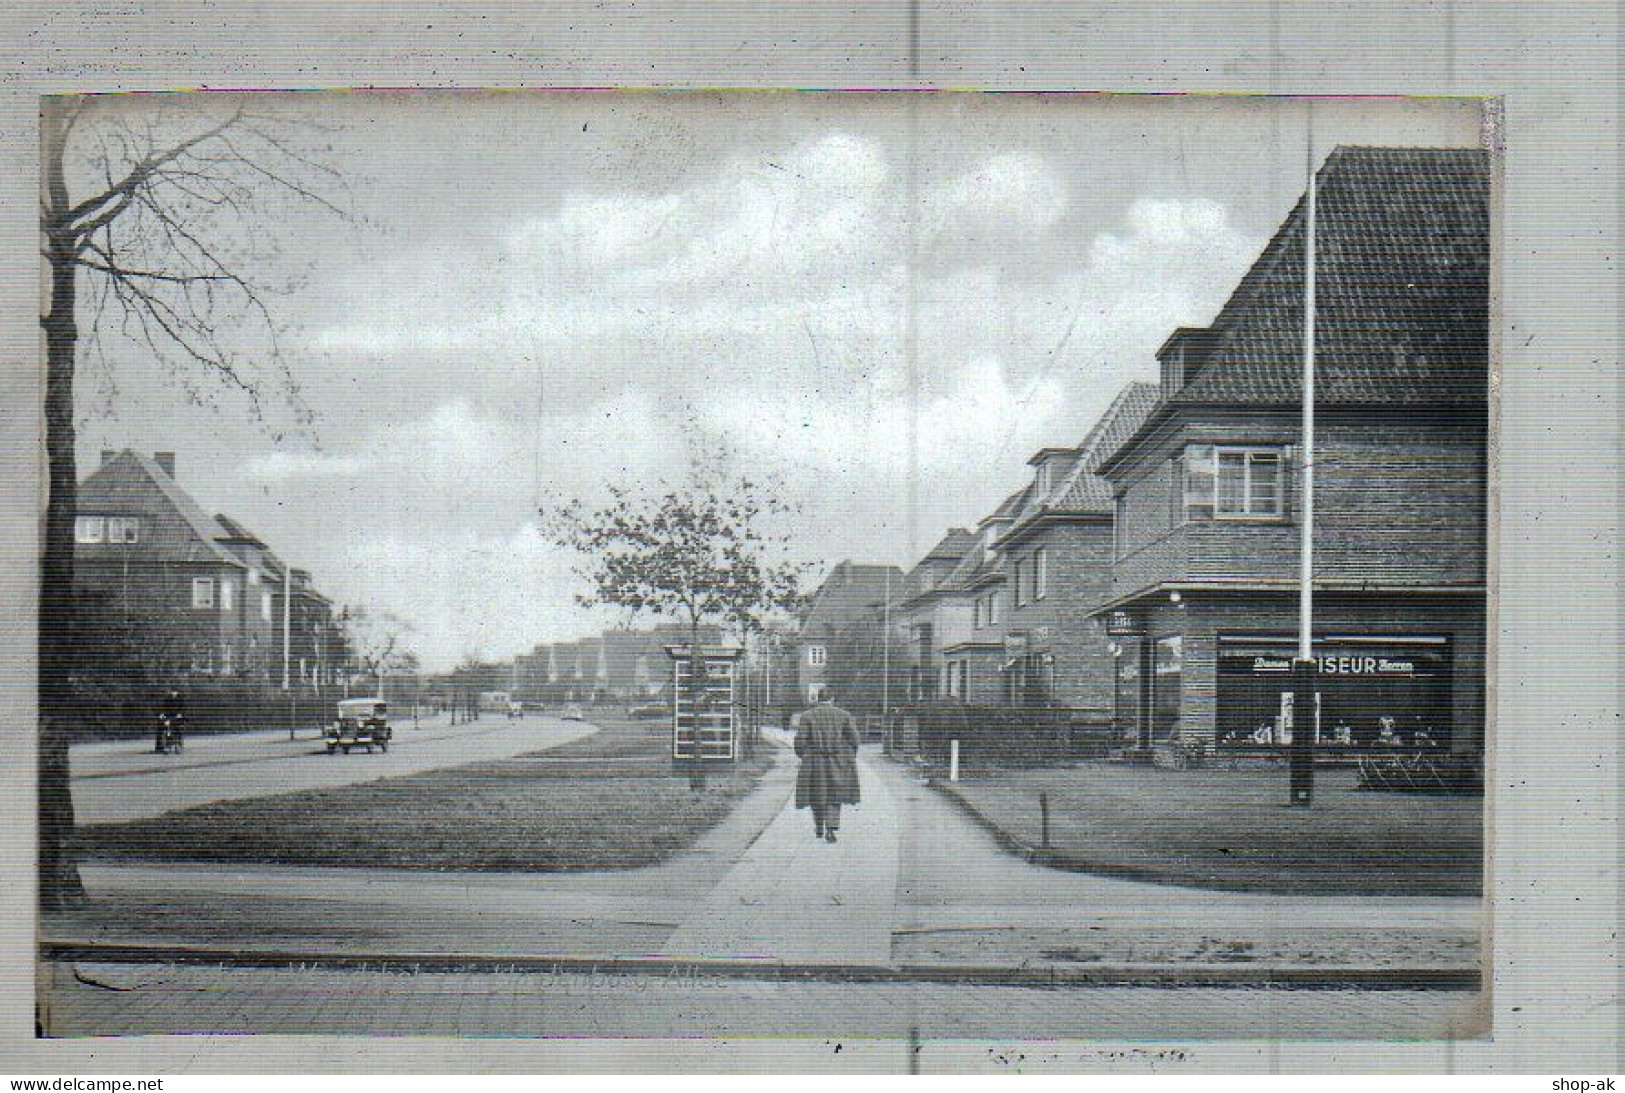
[
  {"xmin": 37, "ymin": 95, "xmax": 349, "ymax": 910},
  {"xmin": 542, "ymin": 444, "xmax": 807, "ymax": 777}
]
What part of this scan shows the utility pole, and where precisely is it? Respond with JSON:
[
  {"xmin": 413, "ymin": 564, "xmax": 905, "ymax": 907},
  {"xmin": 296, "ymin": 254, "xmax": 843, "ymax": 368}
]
[
  {"xmin": 1290, "ymin": 107, "xmax": 1319, "ymax": 807},
  {"xmin": 881, "ymin": 568, "xmax": 891, "ymax": 719},
  {"xmin": 283, "ymin": 559, "xmax": 295, "ymax": 740}
]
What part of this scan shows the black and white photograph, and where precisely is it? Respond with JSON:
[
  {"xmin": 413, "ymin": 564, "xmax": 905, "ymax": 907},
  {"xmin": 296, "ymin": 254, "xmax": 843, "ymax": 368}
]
[{"xmin": 25, "ymin": 86, "xmax": 1504, "ymax": 1049}]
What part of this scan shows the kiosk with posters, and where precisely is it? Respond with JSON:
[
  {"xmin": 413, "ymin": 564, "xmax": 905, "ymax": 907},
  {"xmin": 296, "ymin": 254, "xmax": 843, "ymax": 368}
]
[{"xmin": 666, "ymin": 644, "xmax": 743, "ymax": 774}]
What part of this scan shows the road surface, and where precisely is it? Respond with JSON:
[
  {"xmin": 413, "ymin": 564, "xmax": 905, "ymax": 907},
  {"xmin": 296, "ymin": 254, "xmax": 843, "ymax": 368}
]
[{"xmin": 71, "ymin": 712, "xmax": 597, "ymax": 824}]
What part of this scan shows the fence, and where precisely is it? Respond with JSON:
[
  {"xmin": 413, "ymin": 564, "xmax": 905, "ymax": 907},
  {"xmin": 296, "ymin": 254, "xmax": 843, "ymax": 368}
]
[{"xmin": 885, "ymin": 702, "xmax": 1114, "ymax": 770}]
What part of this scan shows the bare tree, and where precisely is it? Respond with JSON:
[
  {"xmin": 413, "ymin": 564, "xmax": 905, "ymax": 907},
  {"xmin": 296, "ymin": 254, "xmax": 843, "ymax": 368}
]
[
  {"xmin": 38, "ymin": 94, "xmax": 350, "ymax": 910},
  {"xmin": 340, "ymin": 607, "xmax": 418, "ymax": 693}
]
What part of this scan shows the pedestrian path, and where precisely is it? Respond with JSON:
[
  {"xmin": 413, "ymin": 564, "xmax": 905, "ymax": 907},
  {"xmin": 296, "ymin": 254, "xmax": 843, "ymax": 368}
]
[
  {"xmin": 54, "ymin": 740, "xmax": 1480, "ymax": 973},
  {"xmin": 662, "ymin": 748, "xmax": 899, "ymax": 965}
]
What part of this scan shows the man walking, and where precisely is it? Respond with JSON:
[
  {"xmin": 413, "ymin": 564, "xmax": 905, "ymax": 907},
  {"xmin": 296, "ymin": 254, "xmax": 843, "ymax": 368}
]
[{"xmin": 794, "ymin": 691, "xmax": 861, "ymax": 842}]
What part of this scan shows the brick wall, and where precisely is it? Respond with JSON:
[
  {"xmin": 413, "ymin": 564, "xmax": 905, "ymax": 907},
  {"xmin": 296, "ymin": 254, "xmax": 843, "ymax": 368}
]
[
  {"xmin": 1106, "ymin": 410, "xmax": 1487, "ymax": 599},
  {"xmin": 1001, "ymin": 517, "xmax": 1114, "ymax": 711}
]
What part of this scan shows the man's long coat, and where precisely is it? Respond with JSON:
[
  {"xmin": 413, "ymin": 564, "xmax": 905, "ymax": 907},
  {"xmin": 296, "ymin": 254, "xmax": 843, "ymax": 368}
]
[{"xmin": 793, "ymin": 703, "xmax": 861, "ymax": 809}]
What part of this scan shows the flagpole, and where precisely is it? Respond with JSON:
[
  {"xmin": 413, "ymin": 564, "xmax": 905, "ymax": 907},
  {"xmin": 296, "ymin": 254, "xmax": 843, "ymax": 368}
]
[{"xmin": 1290, "ymin": 106, "xmax": 1318, "ymax": 806}]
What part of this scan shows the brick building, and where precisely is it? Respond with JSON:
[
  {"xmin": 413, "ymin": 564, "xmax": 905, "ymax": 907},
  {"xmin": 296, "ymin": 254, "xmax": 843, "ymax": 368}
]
[
  {"xmin": 1090, "ymin": 147, "xmax": 1490, "ymax": 758},
  {"xmin": 74, "ymin": 449, "xmax": 338, "ymax": 690},
  {"xmin": 988, "ymin": 382, "xmax": 1160, "ymax": 711},
  {"xmin": 935, "ymin": 487, "xmax": 1026, "ymax": 704},
  {"xmin": 796, "ymin": 561, "xmax": 904, "ymax": 712},
  {"xmin": 889, "ymin": 530, "xmax": 978, "ymax": 703}
]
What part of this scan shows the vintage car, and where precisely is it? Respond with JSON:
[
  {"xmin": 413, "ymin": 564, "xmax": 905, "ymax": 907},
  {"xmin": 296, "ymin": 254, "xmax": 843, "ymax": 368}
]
[{"xmin": 327, "ymin": 697, "xmax": 392, "ymax": 754}]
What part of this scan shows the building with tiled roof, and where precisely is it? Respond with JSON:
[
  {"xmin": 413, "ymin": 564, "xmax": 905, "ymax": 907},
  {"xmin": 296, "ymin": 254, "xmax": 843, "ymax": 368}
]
[
  {"xmin": 1090, "ymin": 146, "xmax": 1490, "ymax": 761},
  {"xmin": 795, "ymin": 560, "xmax": 905, "ymax": 712},
  {"xmin": 73, "ymin": 449, "xmax": 340, "ymax": 701},
  {"xmin": 885, "ymin": 528, "xmax": 981, "ymax": 702},
  {"xmin": 955, "ymin": 382, "xmax": 1163, "ymax": 712}
]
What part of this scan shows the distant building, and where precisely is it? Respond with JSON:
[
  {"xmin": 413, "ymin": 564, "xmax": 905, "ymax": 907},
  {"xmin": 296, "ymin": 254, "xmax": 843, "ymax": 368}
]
[
  {"xmin": 796, "ymin": 560, "xmax": 905, "ymax": 712},
  {"xmin": 935, "ymin": 488, "xmax": 1027, "ymax": 705},
  {"xmin": 890, "ymin": 529, "xmax": 978, "ymax": 703}
]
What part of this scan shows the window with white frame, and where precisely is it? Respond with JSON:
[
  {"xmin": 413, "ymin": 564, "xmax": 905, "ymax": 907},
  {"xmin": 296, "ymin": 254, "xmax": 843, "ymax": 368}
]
[
  {"xmin": 1182, "ymin": 445, "xmax": 1284, "ymax": 521},
  {"xmin": 220, "ymin": 578, "xmax": 235, "ymax": 612},
  {"xmin": 807, "ymin": 644, "xmax": 827, "ymax": 667},
  {"xmin": 987, "ymin": 590, "xmax": 999, "ymax": 626},
  {"xmin": 248, "ymin": 567, "xmax": 261, "ymax": 586},
  {"xmin": 1034, "ymin": 463, "xmax": 1051, "ymax": 497},
  {"xmin": 107, "ymin": 516, "xmax": 140, "ymax": 542},
  {"xmin": 261, "ymin": 590, "xmax": 274, "ymax": 622},
  {"xmin": 1034, "ymin": 547, "xmax": 1048, "ymax": 600},
  {"xmin": 192, "ymin": 577, "xmax": 215, "ymax": 609},
  {"xmin": 1012, "ymin": 560, "xmax": 1026, "ymax": 606},
  {"xmin": 972, "ymin": 597, "xmax": 982, "ymax": 629},
  {"xmin": 74, "ymin": 516, "xmax": 105, "ymax": 543}
]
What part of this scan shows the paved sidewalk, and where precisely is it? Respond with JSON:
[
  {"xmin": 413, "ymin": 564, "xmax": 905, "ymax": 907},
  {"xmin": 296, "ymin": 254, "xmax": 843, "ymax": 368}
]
[
  {"xmin": 52, "ymin": 740, "xmax": 1481, "ymax": 975},
  {"xmin": 663, "ymin": 749, "xmax": 900, "ymax": 964}
]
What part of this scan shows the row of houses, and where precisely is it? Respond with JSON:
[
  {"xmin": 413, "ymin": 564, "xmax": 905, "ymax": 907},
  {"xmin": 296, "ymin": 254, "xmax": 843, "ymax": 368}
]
[
  {"xmin": 508, "ymin": 623, "xmax": 732, "ymax": 705},
  {"xmin": 795, "ymin": 146, "xmax": 1490, "ymax": 760}
]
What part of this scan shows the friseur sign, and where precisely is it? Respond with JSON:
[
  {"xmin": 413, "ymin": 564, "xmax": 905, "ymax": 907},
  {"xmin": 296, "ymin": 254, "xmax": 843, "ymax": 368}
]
[{"xmin": 1247, "ymin": 654, "xmax": 1419, "ymax": 677}]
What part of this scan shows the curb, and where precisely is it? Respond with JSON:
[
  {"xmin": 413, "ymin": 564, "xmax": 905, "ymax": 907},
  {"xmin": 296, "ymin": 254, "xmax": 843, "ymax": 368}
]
[
  {"xmin": 40, "ymin": 939, "xmax": 1481, "ymax": 991},
  {"xmin": 926, "ymin": 776, "xmax": 1481, "ymax": 899}
]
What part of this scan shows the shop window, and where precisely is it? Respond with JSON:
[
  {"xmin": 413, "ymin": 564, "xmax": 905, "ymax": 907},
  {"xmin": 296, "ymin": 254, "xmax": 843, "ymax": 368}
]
[
  {"xmin": 191, "ymin": 577, "xmax": 215, "ymax": 609},
  {"xmin": 1214, "ymin": 636, "xmax": 1452, "ymax": 751},
  {"xmin": 1114, "ymin": 642, "xmax": 1144, "ymax": 747},
  {"xmin": 1152, "ymin": 635, "xmax": 1183, "ymax": 741}
]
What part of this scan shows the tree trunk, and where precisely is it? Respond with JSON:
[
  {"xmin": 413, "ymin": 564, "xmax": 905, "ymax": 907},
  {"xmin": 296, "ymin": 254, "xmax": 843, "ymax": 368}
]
[{"xmin": 38, "ymin": 102, "xmax": 87, "ymax": 911}]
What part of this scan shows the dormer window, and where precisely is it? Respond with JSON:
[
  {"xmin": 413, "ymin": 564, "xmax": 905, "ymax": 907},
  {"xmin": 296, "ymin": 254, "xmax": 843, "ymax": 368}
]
[
  {"xmin": 1034, "ymin": 463, "xmax": 1052, "ymax": 497},
  {"xmin": 1162, "ymin": 346, "xmax": 1185, "ymax": 397}
]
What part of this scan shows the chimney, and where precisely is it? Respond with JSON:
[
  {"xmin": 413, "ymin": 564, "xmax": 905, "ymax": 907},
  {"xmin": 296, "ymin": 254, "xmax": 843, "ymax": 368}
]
[
  {"xmin": 100, "ymin": 449, "xmax": 117, "ymax": 468},
  {"xmin": 153, "ymin": 451, "xmax": 176, "ymax": 478}
]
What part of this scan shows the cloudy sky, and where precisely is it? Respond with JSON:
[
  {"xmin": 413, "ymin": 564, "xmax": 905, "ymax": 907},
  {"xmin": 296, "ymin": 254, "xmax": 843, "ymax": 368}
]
[{"xmin": 69, "ymin": 92, "xmax": 1481, "ymax": 671}]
